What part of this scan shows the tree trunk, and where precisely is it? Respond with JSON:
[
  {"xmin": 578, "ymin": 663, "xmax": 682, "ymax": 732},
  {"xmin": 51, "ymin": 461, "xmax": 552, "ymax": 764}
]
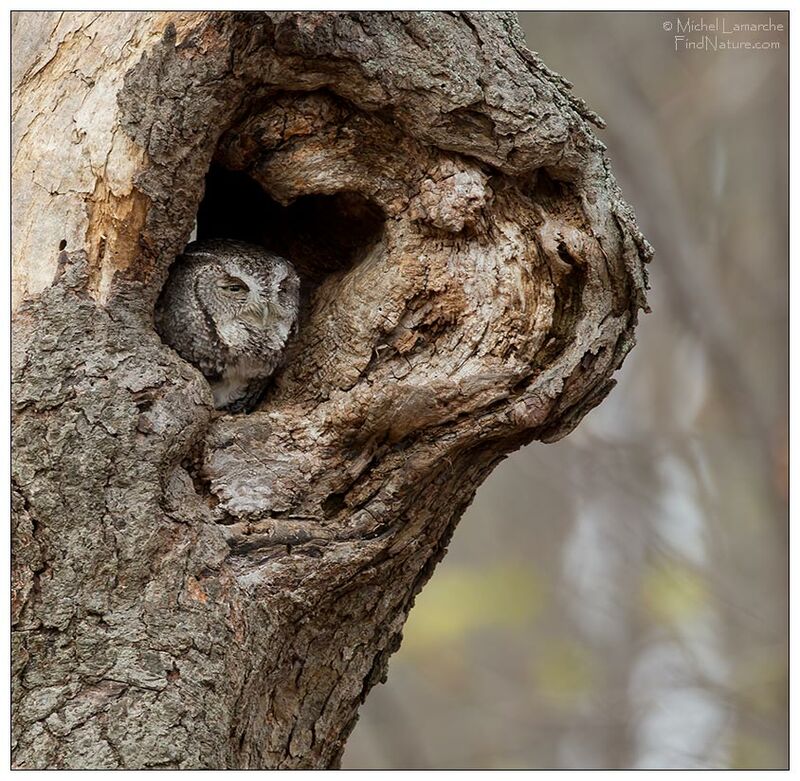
[{"xmin": 12, "ymin": 11, "xmax": 651, "ymax": 769}]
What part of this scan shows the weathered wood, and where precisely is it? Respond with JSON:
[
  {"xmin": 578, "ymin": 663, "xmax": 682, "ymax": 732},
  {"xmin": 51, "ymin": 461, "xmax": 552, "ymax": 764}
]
[{"xmin": 12, "ymin": 11, "xmax": 651, "ymax": 768}]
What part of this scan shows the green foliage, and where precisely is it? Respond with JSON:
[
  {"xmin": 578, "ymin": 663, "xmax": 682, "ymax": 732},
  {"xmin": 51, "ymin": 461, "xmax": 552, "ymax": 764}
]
[
  {"xmin": 641, "ymin": 561, "xmax": 708, "ymax": 624},
  {"xmin": 531, "ymin": 641, "xmax": 594, "ymax": 705},
  {"xmin": 402, "ymin": 563, "xmax": 543, "ymax": 653}
]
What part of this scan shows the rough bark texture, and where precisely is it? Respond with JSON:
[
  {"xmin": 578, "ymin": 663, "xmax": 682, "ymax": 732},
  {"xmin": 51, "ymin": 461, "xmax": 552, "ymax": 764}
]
[{"xmin": 12, "ymin": 11, "xmax": 651, "ymax": 769}]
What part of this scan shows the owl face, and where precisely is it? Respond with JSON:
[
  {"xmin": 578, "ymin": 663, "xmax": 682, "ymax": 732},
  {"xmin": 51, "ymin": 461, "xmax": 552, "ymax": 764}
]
[{"xmin": 185, "ymin": 240, "xmax": 300, "ymax": 353}]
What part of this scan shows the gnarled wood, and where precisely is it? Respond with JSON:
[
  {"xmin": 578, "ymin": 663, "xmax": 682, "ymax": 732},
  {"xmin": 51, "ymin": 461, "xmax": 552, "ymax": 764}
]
[{"xmin": 12, "ymin": 11, "xmax": 651, "ymax": 768}]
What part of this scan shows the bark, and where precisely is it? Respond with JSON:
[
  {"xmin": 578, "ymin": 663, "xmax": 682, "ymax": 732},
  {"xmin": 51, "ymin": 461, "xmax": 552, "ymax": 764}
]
[{"xmin": 11, "ymin": 11, "xmax": 651, "ymax": 769}]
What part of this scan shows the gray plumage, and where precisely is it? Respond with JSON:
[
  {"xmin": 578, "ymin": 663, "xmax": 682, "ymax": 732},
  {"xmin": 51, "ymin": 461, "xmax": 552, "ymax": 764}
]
[{"xmin": 155, "ymin": 238, "xmax": 300, "ymax": 412}]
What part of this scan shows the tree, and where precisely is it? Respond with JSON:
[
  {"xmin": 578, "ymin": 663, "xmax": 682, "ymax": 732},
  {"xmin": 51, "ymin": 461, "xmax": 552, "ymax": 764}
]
[{"xmin": 11, "ymin": 11, "xmax": 651, "ymax": 769}]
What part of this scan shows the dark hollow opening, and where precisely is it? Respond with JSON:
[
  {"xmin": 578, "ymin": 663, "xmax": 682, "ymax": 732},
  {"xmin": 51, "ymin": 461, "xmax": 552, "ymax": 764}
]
[{"xmin": 195, "ymin": 164, "xmax": 385, "ymax": 289}]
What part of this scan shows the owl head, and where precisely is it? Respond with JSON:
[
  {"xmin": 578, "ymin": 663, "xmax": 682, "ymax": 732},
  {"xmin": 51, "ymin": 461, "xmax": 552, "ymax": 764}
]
[{"xmin": 182, "ymin": 239, "xmax": 300, "ymax": 352}]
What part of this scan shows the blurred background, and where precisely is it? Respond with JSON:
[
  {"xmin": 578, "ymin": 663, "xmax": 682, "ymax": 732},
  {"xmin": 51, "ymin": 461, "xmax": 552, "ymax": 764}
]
[{"xmin": 344, "ymin": 11, "xmax": 788, "ymax": 770}]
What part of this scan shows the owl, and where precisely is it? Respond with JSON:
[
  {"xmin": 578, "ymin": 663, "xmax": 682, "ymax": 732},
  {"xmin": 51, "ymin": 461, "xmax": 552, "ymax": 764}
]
[{"xmin": 155, "ymin": 238, "xmax": 300, "ymax": 413}]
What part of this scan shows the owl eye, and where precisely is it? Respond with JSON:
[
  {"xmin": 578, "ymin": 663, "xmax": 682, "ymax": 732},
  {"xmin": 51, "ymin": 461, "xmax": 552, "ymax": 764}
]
[{"xmin": 218, "ymin": 279, "xmax": 248, "ymax": 293}]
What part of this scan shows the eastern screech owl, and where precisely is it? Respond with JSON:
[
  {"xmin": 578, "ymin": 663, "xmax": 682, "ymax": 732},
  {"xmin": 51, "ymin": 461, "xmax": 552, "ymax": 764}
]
[{"xmin": 155, "ymin": 239, "xmax": 300, "ymax": 412}]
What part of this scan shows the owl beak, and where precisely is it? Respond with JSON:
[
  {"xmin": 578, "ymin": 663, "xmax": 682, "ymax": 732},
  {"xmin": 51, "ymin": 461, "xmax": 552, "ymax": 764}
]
[{"xmin": 242, "ymin": 299, "xmax": 270, "ymax": 328}]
